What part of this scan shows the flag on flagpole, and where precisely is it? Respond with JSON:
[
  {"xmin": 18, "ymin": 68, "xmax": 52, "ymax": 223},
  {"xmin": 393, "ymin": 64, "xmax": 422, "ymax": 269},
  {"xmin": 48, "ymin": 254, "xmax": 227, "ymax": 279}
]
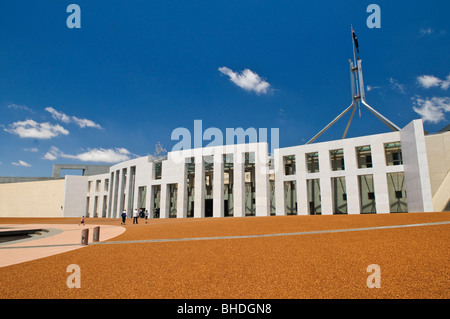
[{"xmin": 352, "ymin": 28, "xmax": 359, "ymax": 53}]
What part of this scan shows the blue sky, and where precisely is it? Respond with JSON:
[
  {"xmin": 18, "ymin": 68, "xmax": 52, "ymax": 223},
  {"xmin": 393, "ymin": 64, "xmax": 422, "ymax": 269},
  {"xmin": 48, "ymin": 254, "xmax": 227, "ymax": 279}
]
[{"xmin": 1, "ymin": 0, "xmax": 449, "ymax": 177}]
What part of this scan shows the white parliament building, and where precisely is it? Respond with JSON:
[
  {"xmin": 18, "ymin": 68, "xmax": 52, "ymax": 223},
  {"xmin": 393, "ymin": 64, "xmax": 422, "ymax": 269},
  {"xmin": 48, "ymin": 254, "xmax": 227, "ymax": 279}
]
[
  {"xmin": 1, "ymin": 55, "xmax": 449, "ymax": 218},
  {"xmin": 60, "ymin": 119, "xmax": 446, "ymax": 219}
]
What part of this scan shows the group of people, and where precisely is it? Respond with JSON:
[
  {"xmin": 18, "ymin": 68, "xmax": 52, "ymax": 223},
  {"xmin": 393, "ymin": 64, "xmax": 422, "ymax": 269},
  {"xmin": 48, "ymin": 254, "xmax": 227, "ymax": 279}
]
[{"xmin": 121, "ymin": 208, "xmax": 149, "ymax": 225}]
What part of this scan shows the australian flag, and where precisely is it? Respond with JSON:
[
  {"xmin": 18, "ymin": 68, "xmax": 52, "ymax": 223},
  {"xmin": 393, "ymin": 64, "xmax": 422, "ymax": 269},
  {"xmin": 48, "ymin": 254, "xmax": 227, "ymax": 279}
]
[{"xmin": 352, "ymin": 28, "xmax": 359, "ymax": 53}]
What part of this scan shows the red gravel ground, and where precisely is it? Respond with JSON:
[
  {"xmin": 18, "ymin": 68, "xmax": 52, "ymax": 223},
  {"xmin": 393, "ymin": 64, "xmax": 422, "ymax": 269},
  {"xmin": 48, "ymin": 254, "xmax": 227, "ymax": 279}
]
[{"xmin": 0, "ymin": 212, "xmax": 449, "ymax": 299}]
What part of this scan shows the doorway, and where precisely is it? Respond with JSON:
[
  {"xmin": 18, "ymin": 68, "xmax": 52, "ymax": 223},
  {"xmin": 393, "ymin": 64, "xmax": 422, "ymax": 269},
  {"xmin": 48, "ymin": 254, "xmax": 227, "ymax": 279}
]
[{"xmin": 205, "ymin": 199, "xmax": 213, "ymax": 217}]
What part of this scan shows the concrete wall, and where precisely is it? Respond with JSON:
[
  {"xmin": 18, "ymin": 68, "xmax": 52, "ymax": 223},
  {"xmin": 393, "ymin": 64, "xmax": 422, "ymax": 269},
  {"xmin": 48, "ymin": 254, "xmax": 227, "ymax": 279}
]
[
  {"xmin": 274, "ymin": 130, "xmax": 406, "ymax": 215},
  {"xmin": 98, "ymin": 143, "xmax": 270, "ymax": 219},
  {"xmin": 424, "ymin": 130, "xmax": 450, "ymax": 211},
  {"xmin": 62, "ymin": 176, "xmax": 89, "ymax": 217},
  {"xmin": 400, "ymin": 120, "xmax": 434, "ymax": 212},
  {"xmin": 0, "ymin": 179, "xmax": 65, "ymax": 217},
  {"xmin": 274, "ymin": 119, "xmax": 433, "ymax": 215}
]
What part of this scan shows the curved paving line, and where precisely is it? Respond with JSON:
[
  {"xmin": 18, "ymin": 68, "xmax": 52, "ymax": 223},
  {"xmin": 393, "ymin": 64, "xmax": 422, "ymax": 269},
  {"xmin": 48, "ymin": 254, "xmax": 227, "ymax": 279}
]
[
  {"xmin": 94, "ymin": 220, "xmax": 450, "ymax": 245},
  {"xmin": 1, "ymin": 221, "xmax": 448, "ymax": 250}
]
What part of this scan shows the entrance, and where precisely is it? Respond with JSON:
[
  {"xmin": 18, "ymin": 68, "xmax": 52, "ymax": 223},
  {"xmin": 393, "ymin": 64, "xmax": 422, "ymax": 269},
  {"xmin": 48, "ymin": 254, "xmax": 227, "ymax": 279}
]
[{"xmin": 205, "ymin": 199, "xmax": 213, "ymax": 217}]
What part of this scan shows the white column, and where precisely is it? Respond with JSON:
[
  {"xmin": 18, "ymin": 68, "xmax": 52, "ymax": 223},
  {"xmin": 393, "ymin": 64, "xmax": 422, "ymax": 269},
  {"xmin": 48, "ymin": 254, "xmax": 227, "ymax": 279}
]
[
  {"xmin": 234, "ymin": 151, "xmax": 245, "ymax": 217},
  {"xmin": 213, "ymin": 154, "xmax": 224, "ymax": 218},
  {"xmin": 274, "ymin": 150, "xmax": 285, "ymax": 216},
  {"xmin": 319, "ymin": 147, "xmax": 333, "ymax": 215},
  {"xmin": 255, "ymin": 143, "xmax": 270, "ymax": 216},
  {"xmin": 148, "ymin": 183, "xmax": 156, "ymax": 219},
  {"xmin": 118, "ymin": 169, "xmax": 126, "ymax": 217},
  {"xmin": 194, "ymin": 155, "xmax": 205, "ymax": 218},
  {"xmin": 400, "ymin": 120, "xmax": 434, "ymax": 212},
  {"xmin": 177, "ymin": 162, "xmax": 188, "ymax": 218}
]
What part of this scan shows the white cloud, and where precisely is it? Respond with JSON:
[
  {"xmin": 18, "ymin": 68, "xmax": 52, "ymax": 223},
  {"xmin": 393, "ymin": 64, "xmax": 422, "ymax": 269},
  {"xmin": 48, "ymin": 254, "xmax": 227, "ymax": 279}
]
[
  {"xmin": 43, "ymin": 146, "xmax": 132, "ymax": 163},
  {"xmin": 366, "ymin": 85, "xmax": 380, "ymax": 92},
  {"xmin": 417, "ymin": 74, "xmax": 450, "ymax": 90},
  {"xmin": 218, "ymin": 66, "xmax": 271, "ymax": 94},
  {"xmin": 442, "ymin": 75, "xmax": 450, "ymax": 90},
  {"xmin": 417, "ymin": 75, "xmax": 442, "ymax": 88},
  {"xmin": 12, "ymin": 160, "xmax": 31, "ymax": 167},
  {"xmin": 24, "ymin": 147, "xmax": 38, "ymax": 152},
  {"xmin": 419, "ymin": 27, "xmax": 434, "ymax": 37},
  {"xmin": 412, "ymin": 96, "xmax": 450, "ymax": 123},
  {"xmin": 5, "ymin": 119, "xmax": 69, "ymax": 139},
  {"xmin": 45, "ymin": 107, "xmax": 102, "ymax": 129},
  {"xmin": 388, "ymin": 78, "xmax": 406, "ymax": 94},
  {"xmin": 7, "ymin": 103, "xmax": 34, "ymax": 113},
  {"xmin": 45, "ymin": 107, "xmax": 71, "ymax": 123}
]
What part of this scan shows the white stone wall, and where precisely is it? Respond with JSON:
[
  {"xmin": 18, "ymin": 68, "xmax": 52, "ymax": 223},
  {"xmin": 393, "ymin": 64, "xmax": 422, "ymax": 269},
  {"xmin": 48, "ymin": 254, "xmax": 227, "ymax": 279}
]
[
  {"xmin": 274, "ymin": 120, "xmax": 432, "ymax": 215},
  {"xmin": 63, "ymin": 175, "xmax": 88, "ymax": 217},
  {"xmin": 62, "ymin": 120, "xmax": 435, "ymax": 218}
]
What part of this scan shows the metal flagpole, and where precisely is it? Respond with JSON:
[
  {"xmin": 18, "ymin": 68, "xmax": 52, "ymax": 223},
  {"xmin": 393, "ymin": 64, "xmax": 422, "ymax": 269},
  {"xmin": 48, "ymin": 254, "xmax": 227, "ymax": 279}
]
[
  {"xmin": 305, "ymin": 25, "xmax": 401, "ymax": 145},
  {"xmin": 351, "ymin": 25, "xmax": 357, "ymax": 70},
  {"xmin": 351, "ymin": 25, "xmax": 361, "ymax": 117}
]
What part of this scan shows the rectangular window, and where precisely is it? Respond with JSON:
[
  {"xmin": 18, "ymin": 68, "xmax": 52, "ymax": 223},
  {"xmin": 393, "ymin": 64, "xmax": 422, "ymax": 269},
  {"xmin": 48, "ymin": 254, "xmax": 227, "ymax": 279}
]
[
  {"xmin": 358, "ymin": 174, "xmax": 376, "ymax": 213},
  {"xmin": 245, "ymin": 152, "xmax": 256, "ymax": 216},
  {"xmin": 330, "ymin": 149, "xmax": 345, "ymax": 171},
  {"xmin": 284, "ymin": 181, "xmax": 297, "ymax": 215},
  {"xmin": 168, "ymin": 184, "xmax": 178, "ymax": 218},
  {"xmin": 155, "ymin": 162, "xmax": 162, "ymax": 180},
  {"xmin": 387, "ymin": 172, "xmax": 408, "ymax": 213},
  {"xmin": 385, "ymin": 142, "xmax": 403, "ymax": 166},
  {"xmin": 331, "ymin": 176, "xmax": 347, "ymax": 214},
  {"xmin": 204, "ymin": 156, "xmax": 214, "ymax": 217},
  {"xmin": 306, "ymin": 152, "xmax": 319, "ymax": 173},
  {"xmin": 152, "ymin": 185, "xmax": 161, "ymax": 218},
  {"xmin": 307, "ymin": 179, "xmax": 321, "ymax": 215},
  {"xmin": 356, "ymin": 146, "xmax": 373, "ymax": 168},
  {"xmin": 283, "ymin": 155, "xmax": 296, "ymax": 175},
  {"xmin": 186, "ymin": 157, "xmax": 195, "ymax": 218}
]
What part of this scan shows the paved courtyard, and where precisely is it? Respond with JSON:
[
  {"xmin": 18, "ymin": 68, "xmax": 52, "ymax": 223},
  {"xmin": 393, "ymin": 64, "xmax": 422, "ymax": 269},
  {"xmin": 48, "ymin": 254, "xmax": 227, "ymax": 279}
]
[{"xmin": 0, "ymin": 212, "xmax": 449, "ymax": 299}]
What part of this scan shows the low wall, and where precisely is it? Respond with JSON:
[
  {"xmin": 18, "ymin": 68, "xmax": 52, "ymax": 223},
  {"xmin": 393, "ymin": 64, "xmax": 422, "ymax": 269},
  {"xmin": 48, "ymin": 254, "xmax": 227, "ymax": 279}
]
[{"xmin": 0, "ymin": 179, "xmax": 65, "ymax": 217}]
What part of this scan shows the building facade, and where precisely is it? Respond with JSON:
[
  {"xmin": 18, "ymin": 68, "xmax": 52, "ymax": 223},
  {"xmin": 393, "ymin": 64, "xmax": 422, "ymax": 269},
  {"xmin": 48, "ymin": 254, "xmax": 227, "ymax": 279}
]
[{"xmin": 64, "ymin": 119, "xmax": 443, "ymax": 219}]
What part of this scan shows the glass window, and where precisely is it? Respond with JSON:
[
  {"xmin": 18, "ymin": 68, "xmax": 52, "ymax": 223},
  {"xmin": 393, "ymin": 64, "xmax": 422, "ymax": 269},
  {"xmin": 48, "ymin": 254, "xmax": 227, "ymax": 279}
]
[
  {"xmin": 358, "ymin": 174, "xmax": 376, "ymax": 213},
  {"xmin": 307, "ymin": 179, "xmax": 321, "ymax": 215},
  {"xmin": 384, "ymin": 142, "xmax": 403, "ymax": 166},
  {"xmin": 284, "ymin": 181, "xmax": 297, "ymax": 215},
  {"xmin": 155, "ymin": 162, "xmax": 162, "ymax": 180},
  {"xmin": 330, "ymin": 149, "xmax": 345, "ymax": 171},
  {"xmin": 331, "ymin": 176, "xmax": 347, "ymax": 214},
  {"xmin": 387, "ymin": 172, "xmax": 408, "ymax": 212},
  {"xmin": 356, "ymin": 146, "xmax": 372, "ymax": 168},
  {"xmin": 306, "ymin": 152, "xmax": 319, "ymax": 173},
  {"xmin": 283, "ymin": 155, "xmax": 296, "ymax": 175}
]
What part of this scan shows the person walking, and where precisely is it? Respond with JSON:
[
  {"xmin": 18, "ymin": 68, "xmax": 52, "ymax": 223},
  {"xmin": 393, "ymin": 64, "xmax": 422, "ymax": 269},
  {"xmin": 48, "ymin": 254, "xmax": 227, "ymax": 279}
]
[
  {"xmin": 121, "ymin": 209, "xmax": 127, "ymax": 225},
  {"xmin": 79, "ymin": 216, "xmax": 85, "ymax": 226},
  {"xmin": 133, "ymin": 208, "xmax": 139, "ymax": 224},
  {"xmin": 145, "ymin": 209, "xmax": 149, "ymax": 223}
]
